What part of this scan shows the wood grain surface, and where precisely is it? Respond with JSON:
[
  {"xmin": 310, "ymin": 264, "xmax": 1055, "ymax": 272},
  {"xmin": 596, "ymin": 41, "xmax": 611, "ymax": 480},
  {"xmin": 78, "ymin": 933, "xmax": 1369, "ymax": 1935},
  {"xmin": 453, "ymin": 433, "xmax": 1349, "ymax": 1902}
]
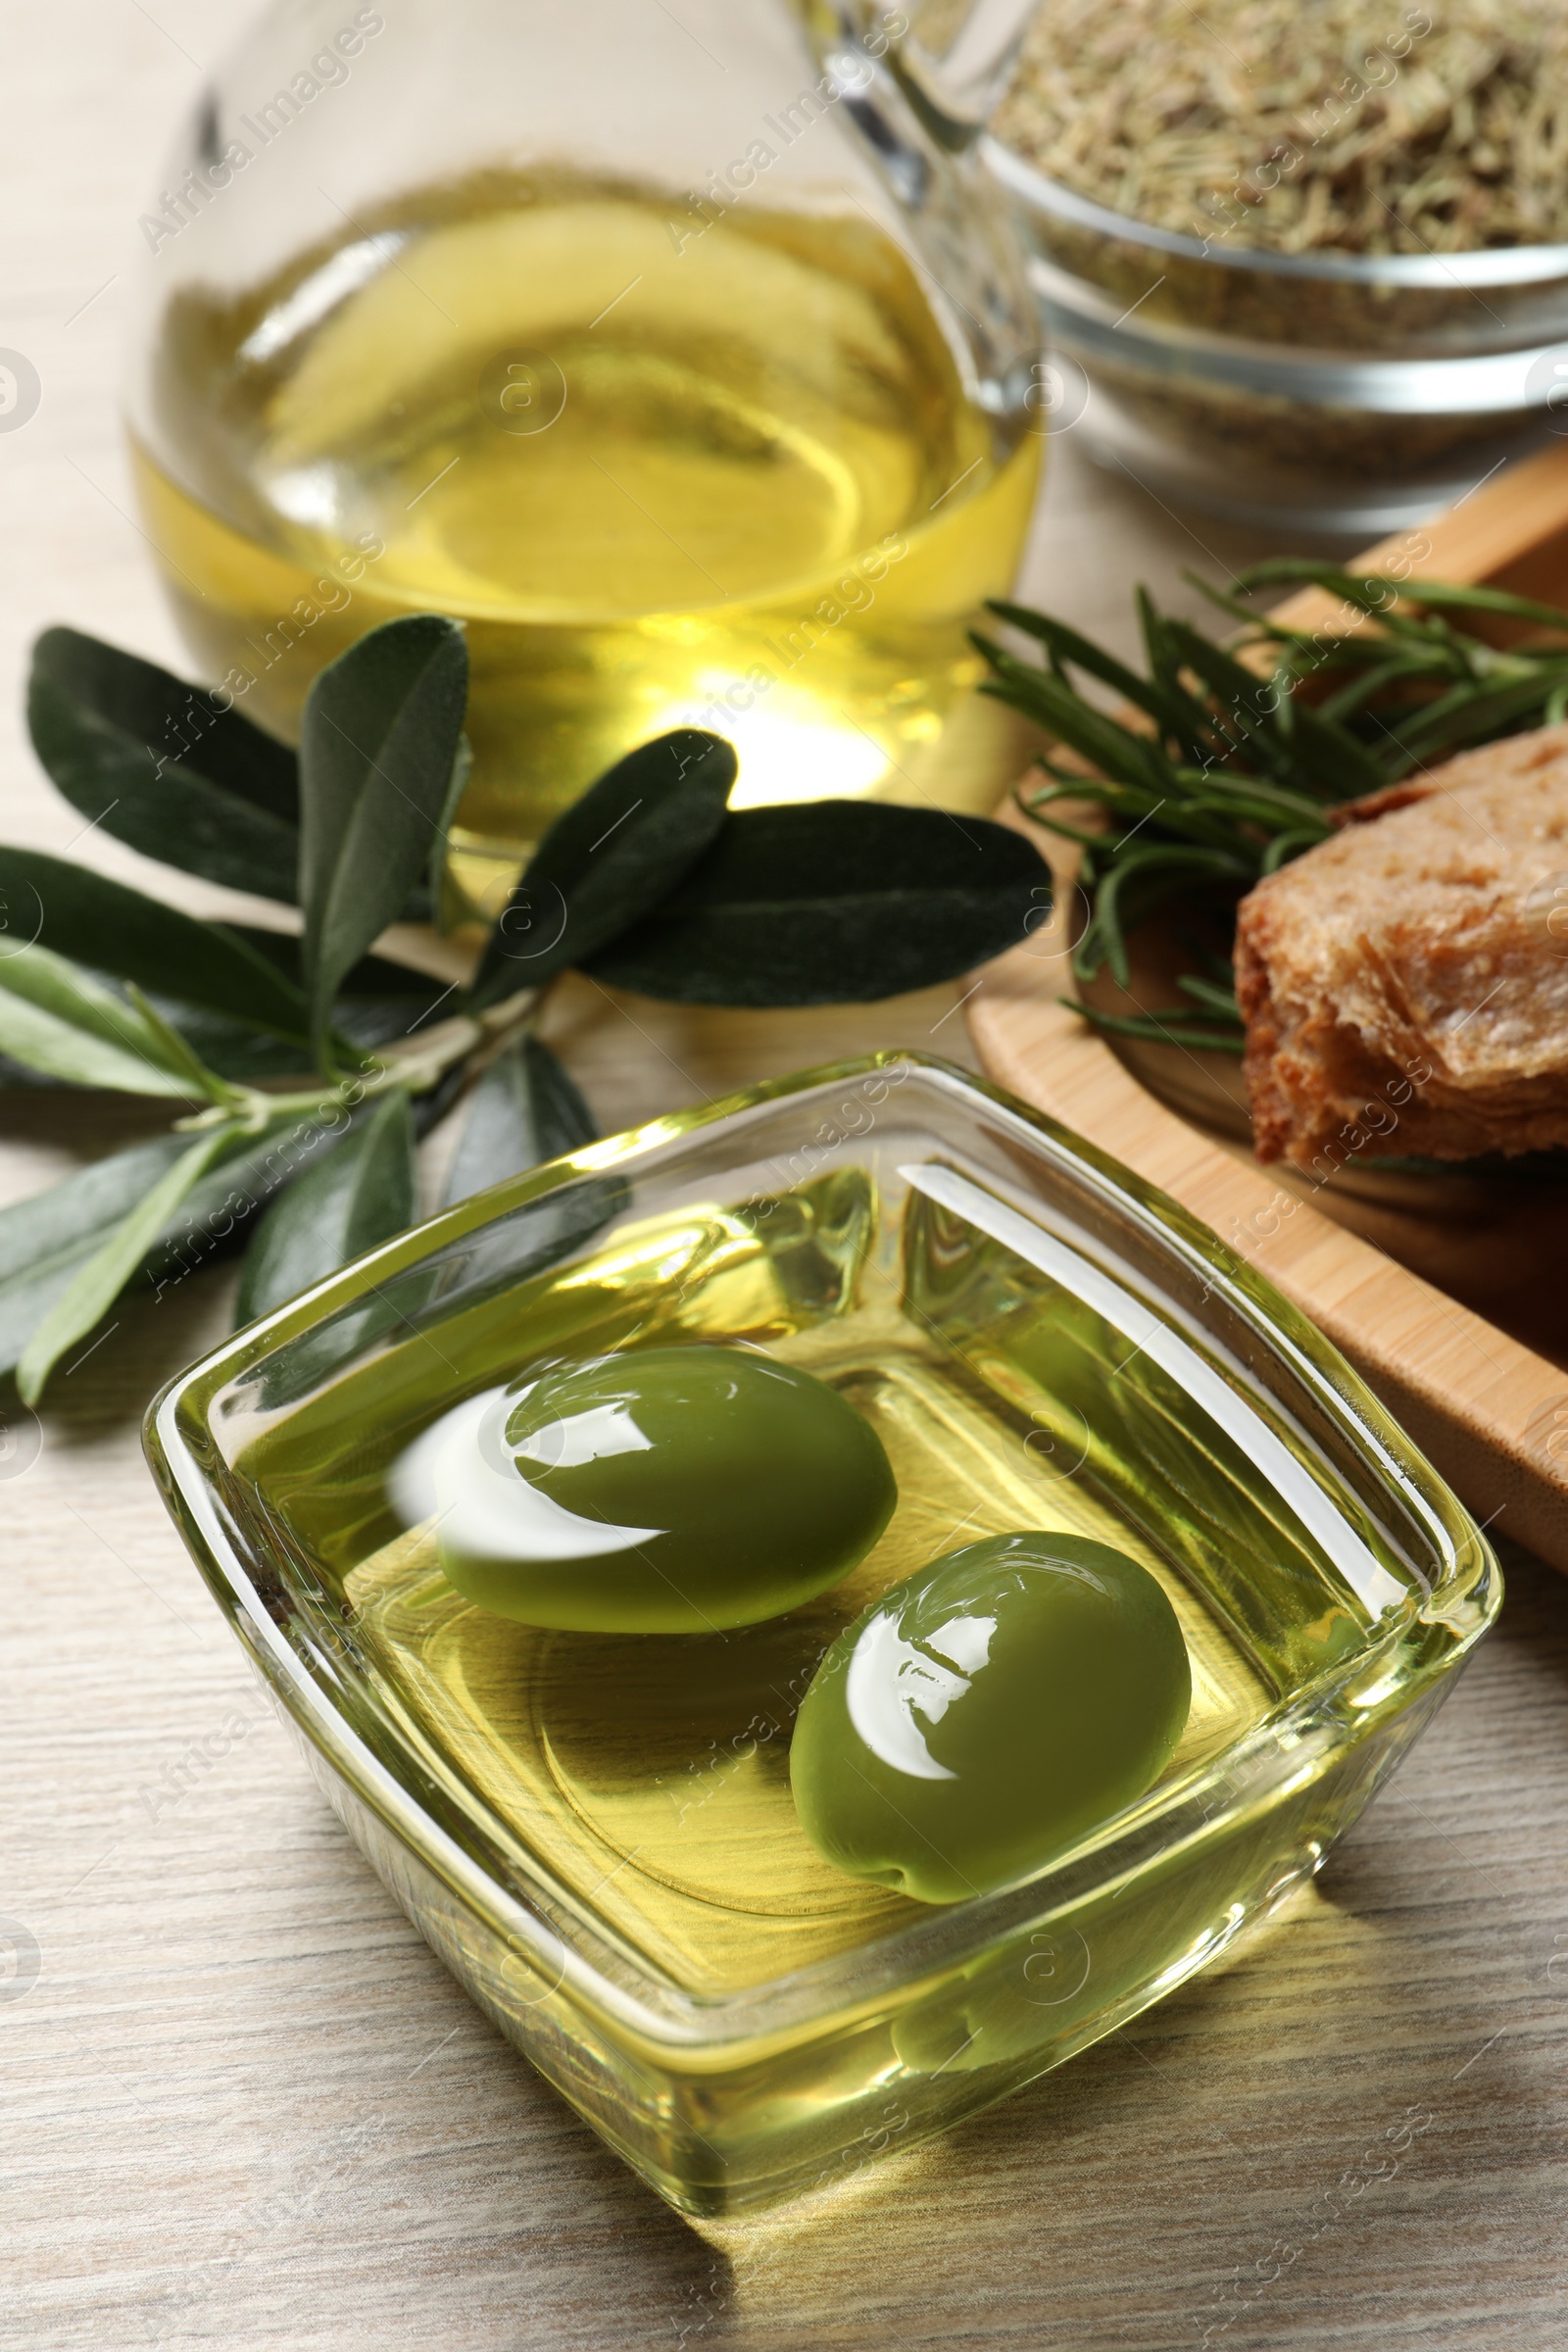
[{"xmin": 4, "ymin": 8, "xmax": 1567, "ymax": 2348}]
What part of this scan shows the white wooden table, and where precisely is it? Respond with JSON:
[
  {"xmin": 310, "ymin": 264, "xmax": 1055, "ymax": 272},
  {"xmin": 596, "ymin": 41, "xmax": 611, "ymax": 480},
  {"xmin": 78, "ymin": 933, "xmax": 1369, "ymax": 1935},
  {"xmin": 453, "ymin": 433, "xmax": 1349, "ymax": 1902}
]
[{"xmin": 5, "ymin": 8, "xmax": 1567, "ymax": 2346}]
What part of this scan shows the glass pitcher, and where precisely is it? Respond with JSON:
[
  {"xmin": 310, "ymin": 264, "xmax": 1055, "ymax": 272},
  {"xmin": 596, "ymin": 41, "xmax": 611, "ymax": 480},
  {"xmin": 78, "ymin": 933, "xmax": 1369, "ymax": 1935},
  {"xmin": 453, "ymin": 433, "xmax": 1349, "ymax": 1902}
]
[{"xmin": 127, "ymin": 0, "xmax": 1042, "ymax": 917}]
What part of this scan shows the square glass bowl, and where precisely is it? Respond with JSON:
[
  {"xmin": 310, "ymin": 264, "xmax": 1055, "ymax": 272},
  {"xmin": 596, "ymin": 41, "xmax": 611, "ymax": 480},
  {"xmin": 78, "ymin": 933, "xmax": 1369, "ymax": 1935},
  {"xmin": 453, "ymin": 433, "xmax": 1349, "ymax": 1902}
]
[{"xmin": 145, "ymin": 1054, "xmax": 1498, "ymax": 2215}]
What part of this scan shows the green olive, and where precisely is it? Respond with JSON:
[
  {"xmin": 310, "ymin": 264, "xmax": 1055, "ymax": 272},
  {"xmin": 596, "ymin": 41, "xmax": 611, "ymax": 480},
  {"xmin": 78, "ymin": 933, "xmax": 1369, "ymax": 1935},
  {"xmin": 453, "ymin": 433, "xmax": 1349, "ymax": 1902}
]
[
  {"xmin": 790, "ymin": 1532, "xmax": 1191, "ymax": 1903},
  {"xmin": 426, "ymin": 1345, "xmax": 896, "ymax": 1633}
]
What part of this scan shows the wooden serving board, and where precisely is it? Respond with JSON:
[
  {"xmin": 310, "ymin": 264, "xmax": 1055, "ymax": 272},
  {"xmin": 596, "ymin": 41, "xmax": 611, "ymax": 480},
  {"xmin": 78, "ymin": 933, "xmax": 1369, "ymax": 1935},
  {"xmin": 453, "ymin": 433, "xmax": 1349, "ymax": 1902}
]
[{"xmin": 968, "ymin": 442, "xmax": 1568, "ymax": 1572}]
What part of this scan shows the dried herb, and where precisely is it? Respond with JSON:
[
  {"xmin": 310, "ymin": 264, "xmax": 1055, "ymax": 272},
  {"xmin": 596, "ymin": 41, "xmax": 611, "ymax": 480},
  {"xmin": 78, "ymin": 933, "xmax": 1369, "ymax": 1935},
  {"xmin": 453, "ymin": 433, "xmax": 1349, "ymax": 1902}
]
[{"xmin": 993, "ymin": 0, "xmax": 1568, "ymax": 255}]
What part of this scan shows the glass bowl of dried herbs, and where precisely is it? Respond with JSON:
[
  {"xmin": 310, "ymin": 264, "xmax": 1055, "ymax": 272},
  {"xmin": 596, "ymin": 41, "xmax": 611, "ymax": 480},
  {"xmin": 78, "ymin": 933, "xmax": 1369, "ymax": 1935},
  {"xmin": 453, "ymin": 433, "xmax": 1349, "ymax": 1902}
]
[{"xmin": 976, "ymin": 0, "xmax": 1568, "ymax": 533}]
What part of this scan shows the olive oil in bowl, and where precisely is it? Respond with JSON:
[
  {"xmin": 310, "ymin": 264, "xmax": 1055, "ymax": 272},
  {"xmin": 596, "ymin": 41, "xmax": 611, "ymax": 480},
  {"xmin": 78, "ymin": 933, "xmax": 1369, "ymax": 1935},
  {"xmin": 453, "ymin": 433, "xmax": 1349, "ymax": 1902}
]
[
  {"xmin": 319, "ymin": 1223, "xmax": 1276, "ymax": 1997},
  {"xmin": 152, "ymin": 1059, "xmax": 1494, "ymax": 2212},
  {"xmin": 133, "ymin": 174, "xmax": 1040, "ymax": 911}
]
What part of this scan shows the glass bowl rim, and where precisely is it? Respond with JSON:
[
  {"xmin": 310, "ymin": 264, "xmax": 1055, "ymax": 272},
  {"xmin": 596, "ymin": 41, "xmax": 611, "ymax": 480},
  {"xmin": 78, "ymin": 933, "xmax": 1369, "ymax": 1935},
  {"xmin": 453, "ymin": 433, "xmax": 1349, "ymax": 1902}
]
[
  {"xmin": 983, "ymin": 135, "xmax": 1568, "ymax": 290},
  {"xmin": 144, "ymin": 1051, "xmax": 1498, "ymax": 2049}
]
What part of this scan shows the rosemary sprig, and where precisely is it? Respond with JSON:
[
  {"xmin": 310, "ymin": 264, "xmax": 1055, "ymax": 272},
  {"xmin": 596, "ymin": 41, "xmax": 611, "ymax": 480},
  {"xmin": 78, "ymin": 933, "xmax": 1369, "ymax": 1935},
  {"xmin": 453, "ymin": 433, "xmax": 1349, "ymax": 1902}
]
[{"xmin": 976, "ymin": 563, "xmax": 1568, "ymax": 1051}]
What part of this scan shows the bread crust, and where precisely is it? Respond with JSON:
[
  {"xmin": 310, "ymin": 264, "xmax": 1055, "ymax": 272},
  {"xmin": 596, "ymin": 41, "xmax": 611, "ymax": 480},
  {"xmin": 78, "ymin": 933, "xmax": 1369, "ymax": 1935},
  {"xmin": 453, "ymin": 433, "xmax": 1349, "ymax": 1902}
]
[{"xmin": 1235, "ymin": 722, "xmax": 1568, "ymax": 1167}]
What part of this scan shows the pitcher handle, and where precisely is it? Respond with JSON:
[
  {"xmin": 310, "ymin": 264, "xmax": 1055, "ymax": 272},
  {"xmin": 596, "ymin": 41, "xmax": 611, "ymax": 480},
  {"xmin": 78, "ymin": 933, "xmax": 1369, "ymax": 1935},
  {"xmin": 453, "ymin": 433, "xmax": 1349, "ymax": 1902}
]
[{"xmin": 834, "ymin": 0, "xmax": 1040, "ymax": 141}]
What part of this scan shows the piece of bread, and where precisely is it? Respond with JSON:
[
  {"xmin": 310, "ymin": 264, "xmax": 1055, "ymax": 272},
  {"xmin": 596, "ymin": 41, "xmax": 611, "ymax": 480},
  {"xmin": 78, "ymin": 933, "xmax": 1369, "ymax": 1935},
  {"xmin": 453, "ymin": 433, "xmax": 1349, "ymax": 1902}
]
[{"xmin": 1235, "ymin": 723, "xmax": 1568, "ymax": 1167}]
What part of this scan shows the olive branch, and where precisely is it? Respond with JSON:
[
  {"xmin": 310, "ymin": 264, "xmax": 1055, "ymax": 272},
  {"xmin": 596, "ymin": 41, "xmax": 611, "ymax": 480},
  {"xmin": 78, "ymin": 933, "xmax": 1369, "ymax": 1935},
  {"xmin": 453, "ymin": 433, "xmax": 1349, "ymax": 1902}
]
[{"xmin": 1, "ymin": 614, "xmax": 1051, "ymax": 1401}]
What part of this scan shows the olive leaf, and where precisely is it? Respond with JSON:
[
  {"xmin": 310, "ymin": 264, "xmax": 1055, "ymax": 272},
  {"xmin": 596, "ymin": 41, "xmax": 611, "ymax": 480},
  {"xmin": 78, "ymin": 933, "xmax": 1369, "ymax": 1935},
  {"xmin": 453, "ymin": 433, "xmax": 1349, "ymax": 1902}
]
[
  {"xmin": 104, "ymin": 953, "xmax": 456, "ymax": 1090},
  {"xmin": 467, "ymin": 730, "xmax": 735, "ymax": 1009},
  {"xmin": 127, "ymin": 987, "xmax": 243, "ymax": 1108},
  {"xmin": 28, "ymin": 627, "xmax": 302, "ymax": 903},
  {"xmin": 441, "ymin": 1035, "xmax": 598, "ymax": 1206},
  {"xmin": 426, "ymin": 733, "xmax": 473, "ymax": 923},
  {"xmin": 0, "ymin": 1134, "xmax": 190, "ymax": 1377},
  {"xmin": 138, "ymin": 1110, "xmax": 348, "ymax": 1298},
  {"xmin": 0, "ymin": 1111, "xmax": 350, "ymax": 1380},
  {"xmin": 234, "ymin": 1089, "xmax": 418, "ymax": 1325},
  {"xmin": 16, "ymin": 1127, "xmax": 235, "ymax": 1403},
  {"xmin": 0, "ymin": 848, "xmax": 311, "ymax": 1043},
  {"xmin": 584, "ymin": 802, "xmax": 1050, "ymax": 1004},
  {"xmin": 299, "ymin": 616, "xmax": 468, "ymax": 1057},
  {"xmin": 234, "ymin": 928, "xmax": 447, "ymax": 998},
  {"xmin": 0, "ymin": 941, "xmax": 204, "ymax": 1095},
  {"xmin": 231, "ymin": 928, "xmax": 460, "ymax": 1048}
]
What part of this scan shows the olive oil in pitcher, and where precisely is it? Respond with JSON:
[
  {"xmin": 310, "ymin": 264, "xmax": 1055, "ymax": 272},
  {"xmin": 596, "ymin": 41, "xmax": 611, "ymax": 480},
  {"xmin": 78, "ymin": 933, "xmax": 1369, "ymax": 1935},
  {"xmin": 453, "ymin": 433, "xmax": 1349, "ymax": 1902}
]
[{"xmin": 133, "ymin": 172, "xmax": 1039, "ymax": 913}]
